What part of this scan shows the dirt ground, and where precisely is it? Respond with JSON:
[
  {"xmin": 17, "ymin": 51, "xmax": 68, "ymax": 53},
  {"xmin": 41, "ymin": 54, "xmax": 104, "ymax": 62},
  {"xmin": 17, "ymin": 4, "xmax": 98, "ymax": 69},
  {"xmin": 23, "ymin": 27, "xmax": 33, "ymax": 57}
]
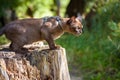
[{"xmin": 71, "ymin": 76, "xmax": 82, "ymax": 80}]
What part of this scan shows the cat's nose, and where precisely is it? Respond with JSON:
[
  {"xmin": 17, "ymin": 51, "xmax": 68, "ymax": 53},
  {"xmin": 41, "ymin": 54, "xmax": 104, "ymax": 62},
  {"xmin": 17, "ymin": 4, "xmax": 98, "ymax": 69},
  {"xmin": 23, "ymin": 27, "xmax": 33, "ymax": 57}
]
[{"xmin": 79, "ymin": 29, "xmax": 82, "ymax": 33}]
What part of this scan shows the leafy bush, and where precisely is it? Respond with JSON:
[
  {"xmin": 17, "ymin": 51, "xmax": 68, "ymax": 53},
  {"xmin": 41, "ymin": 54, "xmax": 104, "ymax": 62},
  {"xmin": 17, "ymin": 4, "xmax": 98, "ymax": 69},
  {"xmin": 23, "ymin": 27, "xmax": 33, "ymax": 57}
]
[
  {"xmin": 0, "ymin": 0, "xmax": 120, "ymax": 80},
  {"xmin": 56, "ymin": 0, "xmax": 120, "ymax": 80}
]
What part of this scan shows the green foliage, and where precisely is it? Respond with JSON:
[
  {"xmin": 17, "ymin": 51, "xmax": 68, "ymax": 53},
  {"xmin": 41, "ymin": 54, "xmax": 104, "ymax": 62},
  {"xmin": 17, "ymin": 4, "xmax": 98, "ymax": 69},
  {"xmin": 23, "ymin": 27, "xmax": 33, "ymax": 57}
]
[
  {"xmin": 16, "ymin": 0, "xmax": 69, "ymax": 18},
  {"xmin": 0, "ymin": 35, "xmax": 9, "ymax": 45},
  {"xmin": 0, "ymin": 0, "xmax": 69, "ymax": 18},
  {"xmin": 16, "ymin": 0, "xmax": 53, "ymax": 18},
  {"xmin": 0, "ymin": 0, "xmax": 23, "ymax": 17},
  {"xmin": 0, "ymin": 0, "xmax": 120, "ymax": 79},
  {"xmin": 56, "ymin": 0, "xmax": 120, "ymax": 80}
]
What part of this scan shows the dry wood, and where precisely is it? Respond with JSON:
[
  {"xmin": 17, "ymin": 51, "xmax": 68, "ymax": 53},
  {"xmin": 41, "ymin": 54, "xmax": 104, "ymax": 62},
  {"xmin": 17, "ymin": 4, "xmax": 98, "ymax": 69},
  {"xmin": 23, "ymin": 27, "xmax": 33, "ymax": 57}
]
[{"xmin": 0, "ymin": 45, "xmax": 71, "ymax": 80}]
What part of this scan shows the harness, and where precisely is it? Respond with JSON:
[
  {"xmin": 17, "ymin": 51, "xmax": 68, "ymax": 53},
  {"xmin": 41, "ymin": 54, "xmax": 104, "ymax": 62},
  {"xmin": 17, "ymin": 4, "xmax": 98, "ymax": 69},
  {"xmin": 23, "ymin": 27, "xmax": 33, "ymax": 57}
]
[{"xmin": 42, "ymin": 16, "xmax": 63, "ymax": 31}]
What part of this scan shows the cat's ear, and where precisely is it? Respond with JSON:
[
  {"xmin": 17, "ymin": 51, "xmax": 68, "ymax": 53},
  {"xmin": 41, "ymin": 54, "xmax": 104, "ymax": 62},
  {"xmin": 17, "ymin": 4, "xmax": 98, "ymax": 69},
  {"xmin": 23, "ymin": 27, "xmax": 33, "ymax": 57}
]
[
  {"xmin": 77, "ymin": 13, "xmax": 82, "ymax": 22},
  {"xmin": 67, "ymin": 16, "xmax": 75, "ymax": 25}
]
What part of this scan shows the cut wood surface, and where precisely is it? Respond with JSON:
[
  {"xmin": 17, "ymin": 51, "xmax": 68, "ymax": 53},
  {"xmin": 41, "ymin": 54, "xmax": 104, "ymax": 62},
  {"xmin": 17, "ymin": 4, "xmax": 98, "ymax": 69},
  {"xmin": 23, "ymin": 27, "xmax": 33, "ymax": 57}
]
[{"xmin": 0, "ymin": 43, "xmax": 71, "ymax": 80}]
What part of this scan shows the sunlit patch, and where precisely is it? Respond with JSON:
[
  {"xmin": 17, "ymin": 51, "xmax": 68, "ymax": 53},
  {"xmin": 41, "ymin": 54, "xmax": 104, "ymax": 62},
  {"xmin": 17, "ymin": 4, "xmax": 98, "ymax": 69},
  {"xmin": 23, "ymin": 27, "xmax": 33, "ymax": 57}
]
[{"xmin": 75, "ymin": 18, "xmax": 80, "ymax": 23}]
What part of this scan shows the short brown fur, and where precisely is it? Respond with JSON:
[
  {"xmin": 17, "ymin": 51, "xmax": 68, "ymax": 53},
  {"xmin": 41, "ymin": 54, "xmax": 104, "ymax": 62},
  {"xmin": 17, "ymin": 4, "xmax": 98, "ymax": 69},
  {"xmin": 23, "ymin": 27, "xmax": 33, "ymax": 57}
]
[{"xmin": 0, "ymin": 16, "xmax": 83, "ymax": 53}]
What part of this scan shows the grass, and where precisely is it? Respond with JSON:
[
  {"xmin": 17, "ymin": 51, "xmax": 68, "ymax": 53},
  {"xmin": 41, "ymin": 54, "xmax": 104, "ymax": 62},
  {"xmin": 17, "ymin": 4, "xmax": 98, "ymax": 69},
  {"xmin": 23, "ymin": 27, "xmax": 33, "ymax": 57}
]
[{"xmin": 56, "ymin": 29, "xmax": 120, "ymax": 80}]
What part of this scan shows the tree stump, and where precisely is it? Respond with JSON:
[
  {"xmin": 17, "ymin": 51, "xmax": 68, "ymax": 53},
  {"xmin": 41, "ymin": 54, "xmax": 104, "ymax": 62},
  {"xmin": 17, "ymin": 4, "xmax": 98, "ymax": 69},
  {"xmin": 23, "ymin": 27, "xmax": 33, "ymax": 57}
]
[{"xmin": 0, "ymin": 43, "xmax": 71, "ymax": 80}]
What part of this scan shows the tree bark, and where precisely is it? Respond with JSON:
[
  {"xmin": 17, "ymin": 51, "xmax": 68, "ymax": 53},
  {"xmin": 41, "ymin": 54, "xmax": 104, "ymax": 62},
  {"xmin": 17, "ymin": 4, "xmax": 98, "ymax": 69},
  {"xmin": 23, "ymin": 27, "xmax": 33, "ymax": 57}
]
[
  {"xmin": 66, "ymin": 0, "xmax": 85, "ymax": 17},
  {"xmin": 0, "ymin": 44, "xmax": 71, "ymax": 80}
]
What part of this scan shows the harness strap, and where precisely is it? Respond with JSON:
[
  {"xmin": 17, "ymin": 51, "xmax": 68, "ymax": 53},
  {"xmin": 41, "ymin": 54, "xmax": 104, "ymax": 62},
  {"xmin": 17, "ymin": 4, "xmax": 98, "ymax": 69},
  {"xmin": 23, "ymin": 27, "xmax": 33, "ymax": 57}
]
[
  {"xmin": 42, "ymin": 16, "xmax": 63, "ymax": 31},
  {"xmin": 42, "ymin": 16, "xmax": 49, "ymax": 24},
  {"xmin": 55, "ymin": 16, "xmax": 63, "ymax": 31}
]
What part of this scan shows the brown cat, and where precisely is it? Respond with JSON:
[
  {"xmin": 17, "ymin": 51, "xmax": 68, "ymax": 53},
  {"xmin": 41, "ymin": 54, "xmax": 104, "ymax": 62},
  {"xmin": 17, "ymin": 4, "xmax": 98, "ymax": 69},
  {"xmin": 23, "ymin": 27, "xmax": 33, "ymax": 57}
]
[{"xmin": 0, "ymin": 16, "xmax": 83, "ymax": 53}]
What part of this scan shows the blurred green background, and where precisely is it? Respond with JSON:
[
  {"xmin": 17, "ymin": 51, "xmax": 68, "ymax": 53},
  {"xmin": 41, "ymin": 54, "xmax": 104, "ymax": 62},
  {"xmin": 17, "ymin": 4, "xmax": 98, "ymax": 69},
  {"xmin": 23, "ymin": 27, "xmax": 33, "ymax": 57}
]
[{"xmin": 0, "ymin": 0, "xmax": 120, "ymax": 80}]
